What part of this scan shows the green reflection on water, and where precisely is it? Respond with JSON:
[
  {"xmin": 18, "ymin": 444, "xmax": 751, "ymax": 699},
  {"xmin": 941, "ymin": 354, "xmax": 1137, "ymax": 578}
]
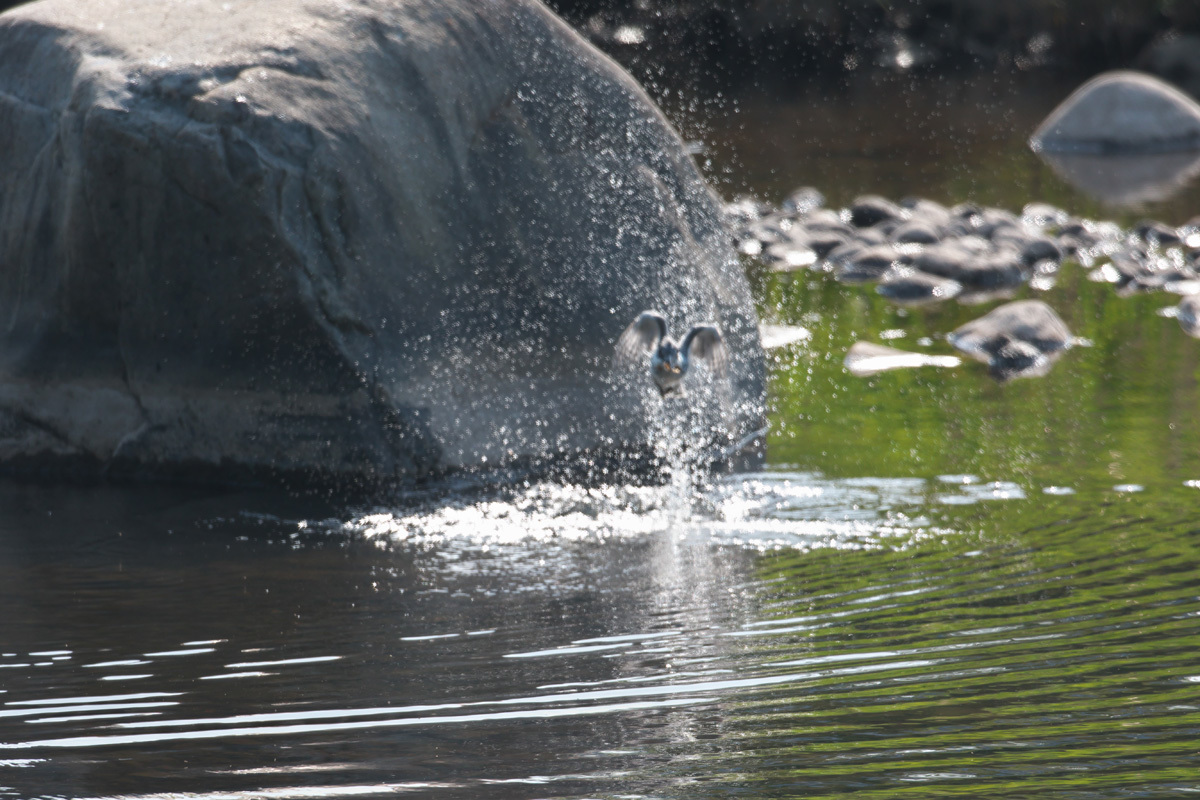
[
  {"xmin": 681, "ymin": 488, "xmax": 1200, "ymax": 798},
  {"xmin": 666, "ymin": 68, "xmax": 1200, "ymax": 492},
  {"xmin": 658, "ymin": 67, "xmax": 1200, "ymax": 797},
  {"xmin": 760, "ymin": 260, "xmax": 1200, "ymax": 493}
]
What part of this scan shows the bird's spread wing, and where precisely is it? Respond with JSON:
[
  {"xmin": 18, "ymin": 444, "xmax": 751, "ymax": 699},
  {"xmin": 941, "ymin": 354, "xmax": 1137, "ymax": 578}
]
[
  {"xmin": 682, "ymin": 324, "xmax": 728, "ymax": 377},
  {"xmin": 614, "ymin": 311, "xmax": 667, "ymax": 366}
]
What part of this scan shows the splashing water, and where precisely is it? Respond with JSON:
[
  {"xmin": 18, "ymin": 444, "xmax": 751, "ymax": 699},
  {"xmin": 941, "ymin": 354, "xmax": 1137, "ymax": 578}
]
[{"xmin": 339, "ymin": 467, "xmax": 935, "ymax": 565}]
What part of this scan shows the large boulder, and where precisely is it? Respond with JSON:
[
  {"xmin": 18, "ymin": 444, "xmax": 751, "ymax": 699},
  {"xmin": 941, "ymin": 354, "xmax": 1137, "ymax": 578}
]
[
  {"xmin": 1030, "ymin": 71, "xmax": 1200, "ymax": 154},
  {"xmin": 0, "ymin": 0, "xmax": 765, "ymax": 487}
]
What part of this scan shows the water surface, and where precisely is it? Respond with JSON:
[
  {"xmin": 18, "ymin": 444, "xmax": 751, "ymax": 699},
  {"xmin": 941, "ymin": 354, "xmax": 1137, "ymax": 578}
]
[{"xmin": 4, "ymin": 69, "xmax": 1200, "ymax": 799}]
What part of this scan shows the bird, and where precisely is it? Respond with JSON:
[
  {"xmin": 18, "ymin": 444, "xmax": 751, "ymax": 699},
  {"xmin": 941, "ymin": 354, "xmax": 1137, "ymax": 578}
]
[{"xmin": 614, "ymin": 310, "xmax": 728, "ymax": 397}]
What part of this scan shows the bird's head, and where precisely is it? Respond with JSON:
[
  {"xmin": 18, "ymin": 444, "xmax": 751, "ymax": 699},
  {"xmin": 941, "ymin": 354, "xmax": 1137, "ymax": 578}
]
[{"xmin": 652, "ymin": 341, "xmax": 683, "ymax": 377}]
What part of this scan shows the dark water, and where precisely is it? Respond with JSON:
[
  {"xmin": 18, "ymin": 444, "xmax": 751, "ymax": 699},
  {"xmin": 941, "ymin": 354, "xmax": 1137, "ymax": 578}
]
[{"xmin": 5, "ymin": 71, "xmax": 1200, "ymax": 798}]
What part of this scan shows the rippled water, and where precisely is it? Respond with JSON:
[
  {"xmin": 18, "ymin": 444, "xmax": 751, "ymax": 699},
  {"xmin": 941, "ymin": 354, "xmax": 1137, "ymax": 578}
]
[
  {"xmin": 2, "ymin": 465, "xmax": 1200, "ymax": 798},
  {"xmin": 6, "ymin": 60, "xmax": 1200, "ymax": 800}
]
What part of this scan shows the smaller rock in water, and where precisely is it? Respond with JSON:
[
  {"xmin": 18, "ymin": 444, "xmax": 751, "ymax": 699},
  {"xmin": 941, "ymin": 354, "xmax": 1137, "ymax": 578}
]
[
  {"xmin": 848, "ymin": 195, "xmax": 907, "ymax": 228},
  {"xmin": 844, "ymin": 342, "xmax": 961, "ymax": 377},
  {"xmin": 1134, "ymin": 219, "xmax": 1182, "ymax": 247},
  {"xmin": 762, "ymin": 242, "xmax": 819, "ymax": 272},
  {"xmin": 724, "ymin": 196, "xmax": 774, "ymax": 225},
  {"xmin": 835, "ymin": 244, "xmax": 908, "ymax": 283},
  {"xmin": 890, "ymin": 220, "xmax": 943, "ymax": 245},
  {"xmin": 970, "ymin": 207, "xmax": 1022, "ymax": 239},
  {"xmin": 1096, "ymin": 244, "xmax": 1200, "ymax": 297},
  {"xmin": 991, "ymin": 228, "xmax": 1064, "ymax": 267},
  {"xmin": 759, "ymin": 324, "xmax": 811, "ymax": 349},
  {"xmin": 805, "ymin": 230, "xmax": 851, "ymax": 258},
  {"xmin": 901, "ymin": 197, "xmax": 953, "ymax": 228},
  {"xmin": 731, "ymin": 189, "xmax": 1193, "ymax": 326},
  {"xmin": 877, "ymin": 267, "xmax": 962, "ymax": 306},
  {"xmin": 804, "ymin": 209, "xmax": 853, "ymax": 233},
  {"xmin": 1023, "ymin": 202, "xmax": 1072, "ymax": 230},
  {"xmin": 1176, "ymin": 295, "xmax": 1200, "ymax": 337},
  {"xmin": 781, "ymin": 186, "xmax": 825, "ymax": 215},
  {"xmin": 948, "ymin": 300, "xmax": 1074, "ymax": 381},
  {"xmin": 912, "ymin": 239, "xmax": 1028, "ymax": 289}
]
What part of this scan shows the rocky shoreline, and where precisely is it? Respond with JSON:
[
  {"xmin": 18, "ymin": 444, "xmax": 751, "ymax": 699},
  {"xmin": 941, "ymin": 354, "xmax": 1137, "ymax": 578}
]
[{"xmin": 732, "ymin": 187, "xmax": 1200, "ymax": 380}]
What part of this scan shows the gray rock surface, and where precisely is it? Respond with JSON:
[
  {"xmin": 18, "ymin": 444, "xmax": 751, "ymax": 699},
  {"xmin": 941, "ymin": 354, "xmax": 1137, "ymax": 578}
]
[
  {"xmin": 1030, "ymin": 70, "xmax": 1200, "ymax": 154},
  {"xmin": 1176, "ymin": 295, "xmax": 1200, "ymax": 338},
  {"xmin": 876, "ymin": 267, "xmax": 962, "ymax": 306},
  {"xmin": 948, "ymin": 300, "xmax": 1072, "ymax": 381},
  {"xmin": 0, "ymin": 0, "xmax": 765, "ymax": 486}
]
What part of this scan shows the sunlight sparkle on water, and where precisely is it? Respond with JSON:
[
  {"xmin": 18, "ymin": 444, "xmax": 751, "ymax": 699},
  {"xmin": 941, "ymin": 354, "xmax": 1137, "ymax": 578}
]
[{"xmin": 341, "ymin": 472, "xmax": 933, "ymax": 555}]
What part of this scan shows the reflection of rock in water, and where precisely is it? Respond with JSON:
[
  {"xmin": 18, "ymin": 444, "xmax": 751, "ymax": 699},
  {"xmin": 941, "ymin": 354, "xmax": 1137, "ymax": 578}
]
[
  {"xmin": 948, "ymin": 300, "xmax": 1074, "ymax": 381},
  {"xmin": 1037, "ymin": 150, "xmax": 1200, "ymax": 207}
]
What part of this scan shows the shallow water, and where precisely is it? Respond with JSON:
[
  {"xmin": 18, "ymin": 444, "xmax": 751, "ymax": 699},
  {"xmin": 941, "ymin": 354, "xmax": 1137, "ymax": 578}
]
[{"xmin": 6, "ymin": 69, "xmax": 1200, "ymax": 799}]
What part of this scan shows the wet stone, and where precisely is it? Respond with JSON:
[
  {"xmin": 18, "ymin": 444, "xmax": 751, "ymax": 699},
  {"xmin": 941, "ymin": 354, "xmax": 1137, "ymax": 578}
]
[
  {"xmin": 1177, "ymin": 295, "xmax": 1200, "ymax": 337},
  {"xmin": 724, "ymin": 196, "xmax": 774, "ymax": 224},
  {"xmin": 805, "ymin": 230, "xmax": 850, "ymax": 258},
  {"xmin": 1030, "ymin": 70, "xmax": 1200, "ymax": 153},
  {"xmin": 804, "ymin": 209, "xmax": 852, "ymax": 232},
  {"xmin": 762, "ymin": 242, "xmax": 819, "ymax": 272},
  {"xmin": 991, "ymin": 229, "xmax": 1064, "ymax": 266},
  {"xmin": 890, "ymin": 220, "xmax": 943, "ymax": 245},
  {"xmin": 951, "ymin": 202, "xmax": 983, "ymax": 220},
  {"xmin": 971, "ymin": 208, "xmax": 1022, "ymax": 239},
  {"xmin": 1134, "ymin": 220, "xmax": 1182, "ymax": 247},
  {"xmin": 901, "ymin": 197, "xmax": 952, "ymax": 225},
  {"xmin": 742, "ymin": 216, "xmax": 793, "ymax": 248},
  {"xmin": 911, "ymin": 239, "xmax": 1027, "ymax": 288},
  {"xmin": 848, "ymin": 194, "xmax": 906, "ymax": 228},
  {"xmin": 876, "ymin": 267, "xmax": 963, "ymax": 306},
  {"xmin": 990, "ymin": 338, "xmax": 1052, "ymax": 380},
  {"xmin": 949, "ymin": 299, "xmax": 1073, "ymax": 381},
  {"xmin": 1023, "ymin": 202, "xmax": 1072, "ymax": 230},
  {"xmin": 833, "ymin": 244, "xmax": 907, "ymax": 283},
  {"xmin": 855, "ymin": 227, "xmax": 891, "ymax": 246},
  {"xmin": 844, "ymin": 341, "xmax": 961, "ymax": 376},
  {"xmin": 782, "ymin": 186, "xmax": 825, "ymax": 215}
]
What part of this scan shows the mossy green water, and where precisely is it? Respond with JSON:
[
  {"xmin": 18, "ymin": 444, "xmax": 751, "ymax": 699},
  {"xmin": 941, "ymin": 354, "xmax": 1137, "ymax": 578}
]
[
  {"xmin": 759, "ymin": 259, "xmax": 1200, "ymax": 491},
  {"xmin": 644, "ymin": 67, "xmax": 1200, "ymax": 797}
]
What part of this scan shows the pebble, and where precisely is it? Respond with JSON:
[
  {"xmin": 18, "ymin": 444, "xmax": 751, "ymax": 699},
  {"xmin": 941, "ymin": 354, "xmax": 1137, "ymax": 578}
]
[{"xmin": 877, "ymin": 267, "xmax": 962, "ymax": 305}]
